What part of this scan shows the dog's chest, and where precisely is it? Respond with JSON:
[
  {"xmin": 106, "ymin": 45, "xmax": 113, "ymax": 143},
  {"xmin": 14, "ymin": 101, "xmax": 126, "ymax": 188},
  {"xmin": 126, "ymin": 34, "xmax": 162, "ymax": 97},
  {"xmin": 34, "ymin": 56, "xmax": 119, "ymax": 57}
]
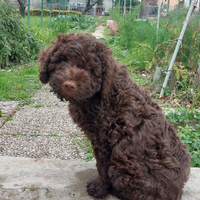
[{"xmin": 69, "ymin": 102, "xmax": 115, "ymax": 134}]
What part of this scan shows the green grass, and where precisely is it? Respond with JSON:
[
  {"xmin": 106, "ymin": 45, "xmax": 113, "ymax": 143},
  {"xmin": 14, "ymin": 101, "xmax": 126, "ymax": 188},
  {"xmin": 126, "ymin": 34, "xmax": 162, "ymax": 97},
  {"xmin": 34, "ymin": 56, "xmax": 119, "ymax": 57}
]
[
  {"xmin": 21, "ymin": 16, "xmax": 55, "ymax": 45},
  {"xmin": 92, "ymin": 15, "xmax": 112, "ymax": 25},
  {"xmin": 0, "ymin": 61, "xmax": 42, "ymax": 102},
  {"xmin": 21, "ymin": 16, "xmax": 52, "ymax": 28}
]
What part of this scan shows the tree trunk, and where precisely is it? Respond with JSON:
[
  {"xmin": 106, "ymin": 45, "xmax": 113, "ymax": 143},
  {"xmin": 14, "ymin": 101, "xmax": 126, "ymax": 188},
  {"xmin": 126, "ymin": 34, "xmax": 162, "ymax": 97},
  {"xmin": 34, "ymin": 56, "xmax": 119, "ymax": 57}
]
[
  {"xmin": 82, "ymin": 0, "xmax": 98, "ymax": 14},
  {"xmin": 17, "ymin": 0, "xmax": 26, "ymax": 17}
]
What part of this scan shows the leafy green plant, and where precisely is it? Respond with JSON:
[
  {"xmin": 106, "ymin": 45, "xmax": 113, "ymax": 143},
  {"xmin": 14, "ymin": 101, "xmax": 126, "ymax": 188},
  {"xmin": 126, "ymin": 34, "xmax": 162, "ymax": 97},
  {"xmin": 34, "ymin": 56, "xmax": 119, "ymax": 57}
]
[
  {"xmin": 49, "ymin": 14, "xmax": 97, "ymax": 37},
  {"xmin": 165, "ymin": 108, "xmax": 200, "ymax": 126},
  {"xmin": 178, "ymin": 125, "xmax": 200, "ymax": 167},
  {"xmin": 163, "ymin": 86, "xmax": 171, "ymax": 97},
  {"xmin": 0, "ymin": 2, "xmax": 41, "ymax": 68},
  {"xmin": 165, "ymin": 108, "xmax": 200, "ymax": 167}
]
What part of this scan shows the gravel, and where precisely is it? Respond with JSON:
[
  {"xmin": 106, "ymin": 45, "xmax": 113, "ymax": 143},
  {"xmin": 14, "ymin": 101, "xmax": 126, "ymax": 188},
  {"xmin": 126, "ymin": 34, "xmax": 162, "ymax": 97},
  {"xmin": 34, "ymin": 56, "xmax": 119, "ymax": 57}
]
[{"xmin": 0, "ymin": 84, "xmax": 87, "ymax": 161}]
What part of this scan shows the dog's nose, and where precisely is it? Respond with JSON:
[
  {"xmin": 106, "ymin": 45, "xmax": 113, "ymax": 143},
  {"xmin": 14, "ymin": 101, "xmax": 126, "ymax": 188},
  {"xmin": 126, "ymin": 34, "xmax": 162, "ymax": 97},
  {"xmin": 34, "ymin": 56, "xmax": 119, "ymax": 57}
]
[{"xmin": 63, "ymin": 81, "xmax": 77, "ymax": 91}]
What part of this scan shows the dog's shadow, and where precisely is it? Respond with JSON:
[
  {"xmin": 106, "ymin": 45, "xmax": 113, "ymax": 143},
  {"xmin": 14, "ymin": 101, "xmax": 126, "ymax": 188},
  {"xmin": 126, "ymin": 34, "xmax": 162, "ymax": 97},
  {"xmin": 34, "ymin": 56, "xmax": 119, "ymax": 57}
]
[{"xmin": 66, "ymin": 167, "xmax": 118, "ymax": 200}]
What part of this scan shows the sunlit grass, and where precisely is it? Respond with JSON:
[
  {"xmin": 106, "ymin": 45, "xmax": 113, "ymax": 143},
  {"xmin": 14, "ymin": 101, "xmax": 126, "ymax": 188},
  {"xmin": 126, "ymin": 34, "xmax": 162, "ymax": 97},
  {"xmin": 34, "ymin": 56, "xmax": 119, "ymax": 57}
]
[{"xmin": 0, "ymin": 61, "xmax": 42, "ymax": 101}]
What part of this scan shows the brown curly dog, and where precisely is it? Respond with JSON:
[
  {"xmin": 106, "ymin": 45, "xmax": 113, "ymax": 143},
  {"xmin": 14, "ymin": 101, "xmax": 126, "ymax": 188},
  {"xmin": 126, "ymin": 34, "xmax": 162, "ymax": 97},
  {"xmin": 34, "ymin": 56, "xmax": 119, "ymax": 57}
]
[{"xmin": 38, "ymin": 33, "xmax": 190, "ymax": 200}]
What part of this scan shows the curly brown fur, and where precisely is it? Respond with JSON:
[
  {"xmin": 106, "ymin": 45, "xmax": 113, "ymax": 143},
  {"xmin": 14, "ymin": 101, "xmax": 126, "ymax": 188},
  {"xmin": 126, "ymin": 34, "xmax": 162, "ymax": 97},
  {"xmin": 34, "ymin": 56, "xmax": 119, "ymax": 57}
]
[{"xmin": 38, "ymin": 33, "xmax": 190, "ymax": 200}]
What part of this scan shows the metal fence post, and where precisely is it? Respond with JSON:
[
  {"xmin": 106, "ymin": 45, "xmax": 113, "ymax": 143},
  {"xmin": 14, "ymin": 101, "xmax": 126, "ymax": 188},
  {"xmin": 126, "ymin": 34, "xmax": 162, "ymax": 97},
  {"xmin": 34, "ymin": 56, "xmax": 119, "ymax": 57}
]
[
  {"xmin": 63, "ymin": 0, "xmax": 65, "ymax": 15},
  {"xmin": 50, "ymin": 0, "xmax": 52, "ymax": 24},
  {"xmin": 124, "ymin": 0, "xmax": 126, "ymax": 15},
  {"xmin": 146, "ymin": 3, "xmax": 149, "ymax": 20},
  {"xmin": 167, "ymin": 0, "xmax": 170, "ymax": 15},
  {"xmin": 160, "ymin": 0, "xmax": 198, "ymax": 97},
  {"xmin": 41, "ymin": 0, "xmax": 43, "ymax": 27},
  {"xmin": 59, "ymin": 0, "xmax": 61, "ymax": 15},
  {"xmin": 157, "ymin": 0, "xmax": 161, "ymax": 43},
  {"xmin": 27, "ymin": 0, "xmax": 30, "ymax": 27}
]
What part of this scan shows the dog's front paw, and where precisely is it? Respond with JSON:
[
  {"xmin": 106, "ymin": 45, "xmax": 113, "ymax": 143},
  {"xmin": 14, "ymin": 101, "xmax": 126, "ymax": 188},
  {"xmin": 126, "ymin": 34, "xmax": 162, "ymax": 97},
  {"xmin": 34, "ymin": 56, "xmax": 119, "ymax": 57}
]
[{"xmin": 86, "ymin": 177, "xmax": 109, "ymax": 198}]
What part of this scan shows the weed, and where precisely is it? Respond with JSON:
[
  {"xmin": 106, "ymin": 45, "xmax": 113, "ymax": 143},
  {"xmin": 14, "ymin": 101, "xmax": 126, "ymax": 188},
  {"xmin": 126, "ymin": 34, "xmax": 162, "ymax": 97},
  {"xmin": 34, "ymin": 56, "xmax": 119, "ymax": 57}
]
[
  {"xmin": 3, "ymin": 116, "xmax": 13, "ymax": 121},
  {"xmin": 165, "ymin": 108, "xmax": 200, "ymax": 167},
  {"xmin": 30, "ymin": 133, "xmax": 40, "ymax": 137},
  {"xmin": 178, "ymin": 125, "xmax": 200, "ymax": 167},
  {"xmin": 163, "ymin": 86, "xmax": 171, "ymax": 97},
  {"xmin": 71, "ymin": 135, "xmax": 93, "ymax": 162},
  {"xmin": 11, "ymin": 133, "xmax": 26, "ymax": 136},
  {"xmin": 50, "ymin": 133, "xmax": 58, "ymax": 136},
  {"xmin": 34, "ymin": 104, "xmax": 44, "ymax": 108}
]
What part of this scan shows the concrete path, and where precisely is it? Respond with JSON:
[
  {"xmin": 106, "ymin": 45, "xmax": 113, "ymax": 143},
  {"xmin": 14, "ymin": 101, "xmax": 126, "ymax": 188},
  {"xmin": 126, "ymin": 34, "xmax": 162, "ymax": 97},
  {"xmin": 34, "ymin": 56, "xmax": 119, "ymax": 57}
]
[
  {"xmin": 0, "ymin": 157, "xmax": 200, "ymax": 200},
  {"xmin": 92, "ymin": 25, "xmax": 106, "ymax": 39}
]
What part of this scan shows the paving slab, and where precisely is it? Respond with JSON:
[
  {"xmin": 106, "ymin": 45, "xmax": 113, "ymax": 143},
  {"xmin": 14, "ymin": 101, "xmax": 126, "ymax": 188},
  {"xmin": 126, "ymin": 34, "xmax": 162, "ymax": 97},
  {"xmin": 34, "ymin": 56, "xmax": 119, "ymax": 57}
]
[
  {"xmin": 0, "ymin": 157, "xmax": 200, "ymax": 200},
  {"xmin": 0, "ymin": 157, "xmax": 116, "ymax": 200}
]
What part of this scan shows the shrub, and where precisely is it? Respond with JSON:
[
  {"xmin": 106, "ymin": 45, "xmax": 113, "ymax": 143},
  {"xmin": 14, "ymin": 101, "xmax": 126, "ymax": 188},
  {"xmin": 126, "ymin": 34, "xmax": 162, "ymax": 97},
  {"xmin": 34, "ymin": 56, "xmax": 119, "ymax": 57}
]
[
  {"xmin": 0, "ymin": 2, "xmax": 41, "ymax": 68},
  {"xmin": 16, "ymin": 9, "xmax": 81, "ymax": 17}
]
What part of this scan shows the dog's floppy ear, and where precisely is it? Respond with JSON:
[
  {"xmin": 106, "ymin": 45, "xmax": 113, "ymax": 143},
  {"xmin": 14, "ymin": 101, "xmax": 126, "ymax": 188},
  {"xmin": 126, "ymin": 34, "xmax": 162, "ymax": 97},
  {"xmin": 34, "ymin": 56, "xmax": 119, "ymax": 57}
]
[
  {"xmin": 38, "ymin": 45, "xmax": 55, "ymax": 84},
  {"xmin": 95, "ymin": 40, "xmax": 118, "ymax": 99},
  {"xmin": 38, "ymin": 33, "xmax": 72, "ymax": 84}
]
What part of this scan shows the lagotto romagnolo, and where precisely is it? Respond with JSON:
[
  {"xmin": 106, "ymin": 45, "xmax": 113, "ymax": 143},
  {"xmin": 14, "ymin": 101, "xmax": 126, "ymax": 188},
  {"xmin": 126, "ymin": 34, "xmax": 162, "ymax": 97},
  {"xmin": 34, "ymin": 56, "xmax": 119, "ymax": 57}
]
[{"xmin": 38, "ymin": 33, "xmax": 190, "ymax": 200}]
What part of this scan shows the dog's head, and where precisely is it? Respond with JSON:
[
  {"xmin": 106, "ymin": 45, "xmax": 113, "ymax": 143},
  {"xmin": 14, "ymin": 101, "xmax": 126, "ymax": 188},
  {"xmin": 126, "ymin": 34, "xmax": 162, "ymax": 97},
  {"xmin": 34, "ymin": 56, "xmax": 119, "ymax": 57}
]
[{"xmin": 38, "ymin": 33, "xmax": 117, "ymax": 103}]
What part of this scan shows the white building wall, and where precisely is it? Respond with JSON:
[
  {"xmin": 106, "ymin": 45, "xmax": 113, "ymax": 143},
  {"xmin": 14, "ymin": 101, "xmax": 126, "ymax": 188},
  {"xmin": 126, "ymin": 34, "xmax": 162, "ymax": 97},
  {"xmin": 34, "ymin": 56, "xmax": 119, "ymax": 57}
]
[
  {"xmin": 184, "ymin": 0, "xmax": 190, "ymax": 7},
  {"xmin": 104, "ymin": 0, "xmax": 113, "ymax": 12},
  {"xmin": 69, "ymin": 0, "xmax": 85, "ymax": 3}
]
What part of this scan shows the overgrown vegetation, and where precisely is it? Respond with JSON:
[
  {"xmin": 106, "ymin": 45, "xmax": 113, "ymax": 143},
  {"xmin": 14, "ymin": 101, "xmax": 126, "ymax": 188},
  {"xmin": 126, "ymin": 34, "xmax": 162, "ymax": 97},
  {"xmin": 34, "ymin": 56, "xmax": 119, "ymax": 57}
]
[
  {"xmin": 109, "ymin": 5, "xmax": 200, "ymax": 71},
  {"xmin": 107, "ymin": 4, "xmax": 200, "ymax": 109},
  {"xmin": 0, "ymin": 2, "xmax": 41, "ymax": 69}
]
